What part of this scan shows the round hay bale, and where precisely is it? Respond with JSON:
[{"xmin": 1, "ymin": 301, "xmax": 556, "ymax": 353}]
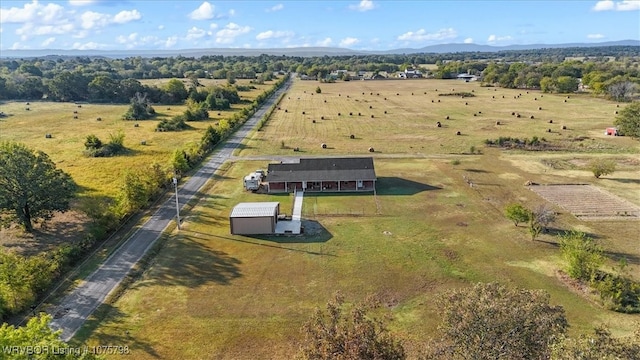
[
  {"xmin": 435, "ymin": 89, "xmax": 438, "ymax": 91},
  {"xmin": 218, "ymin": 112, "xmax": 221, "ymax": 116},
  {"xmin": 371, "ymin": 114, "xmax": 374, "ymax": 118},
  {"xmin": 614, "ymin": 111, "xmax": 618, "ymax": 114},
  {"xmin": 167, "ymin": 107, "xmax": 171, "ymax": 110},
  {"xmin": 478, "ymin": 111, "xmax": 482, "ymax": 114},
  {"xmin": 45, "ymin": 133, "xmax": 52, "ymax": 138},
  {"xmin": 495, "ymin": 121, "xmax": 500, "ymax": 125},
  {"xmin": 465, "ymin": 102, "xmax": 468, "ymax": 105},
  {"xmin": 302, "ymin": 111, "xmax": 305, "ymax": 114},
  {"xmin": 362, "ymin": 92, "xmax": 365, "ymax": 95},
  {"xmin": 561, "ymin": 125, "xmax": 567, "ymax": 130},
  {"xmin": 73, "ymin": 110, "xmax": 78, "ymax": 114},
  {"xmin": 567, "ymin": 95, "xmax": 570, "ymax": 99},
  {"xmin": 616, "ymin": 104, "xmax": 619, "ymax": 108},
  {"xmin": 547, "ymin": 128, "xmax": 552, "ymax": 133},
  {"xmin": 368, "ymin": 147, "xmax": 374, "ymax": 152},
  {"xmin": 140, "ymin": 140, "xmax": 146, "ymax": 145},
  {"xmin": 312, "ymin": 119, "xmax": 316, "ymax": 123},
  {"xmin": 438, "ymin": 99, "xmax": 441, "ymax": 103},
  {"xmin": 25, "ymin": 107, "xmax": 30, "ymax": 111},
  {"xmin": 285, "ymin": 109, "xmax": 288, "ymax": 112},
  {"xmin": 350, "ymin": 134, "xmax": 355, "ymax": 139},
  {"xmin": 397, "ymin": 93, "xmax": 400, "ymax": 96},
  {"xmin": 492, "ymin": 96, "xmax": 495, "ymax": 98},
  {"xmin": 77, "ymin": 105, "xmax": 82, "ymax": 108},
  {"xmin": 424, "ymin": 92, "xmax": 427, "ymax": 94},
  {"xmin": 96, "ymin": 117, "xmax": 102, "ymax": 121},
  {"xmin": 277, "ymin": 107, "xmax": 281, "ymax": 110},
  {"xmin": 471, "ymin": 89, "xmax": 475, "ymax": 93},
  {"xmin": 511, "ymin": 112, "xmax": 515, "ymax": 116},
  {"xmin": 370, "ymin": 92, "xmax": 373, "ymax": 95},
  {"xmin": 530, "ymin": 115, "xmax": 535, "ymax": 119},
  {"xmin": 436, "ymin": 122, "xmax": 442, "ymax": 127},
  {"xmin": 73, "ymin": 115, "xmax": 78, "ymax": 119},
  {"xmin": 338, "ymin": 112, "xmax": 341, "ymax": 116},
  {"xmin": 26, "ymin": 102, "xmax": 30, "ymax": 105},
  {"xmin": 473, "ymin": 113, "xmax": 477, "ymax": 116},
  {"xmin": 538, "ymin": 107, "xmax": 542, "ymax": 110},
  {"xmin": 293, "ymin": 147, "xmax": 300, "ymax": 152},
  {"xmin": 455, "ymin": 131, "xmax": 461, "ymax": 136},
  {"xmin": 134, "ymin": 123, "xmax": 139, "ymax": 127},
  {"xmin": 321, "ymin": 116, "xmax": 324, "ymax": 120},
  {"xmin": 564, "ymin": 99, "xmax": 567, "ymax": 102},
  {"xmin": 548, "ymin": 119, "xmax": 553, "ymax": 123},
  {"xmin": 384, "ymin": 97, "xmax": 387, "ymax": 100},
  {"xmin": 516, "ymin": 114, "xmax": 521, "ymax": 118},
  {"xmin": 445, "ymin": 115, "xmax": 449, "ymax": 120},
  {"xmin": 321, "ymin": 143, "xmax": 327, "ymax": 149},
  {"xmin": 411, "ymin": 92, "xmax": 414, "ymax": 95},
  {"xmin": 349, "ymin": 112, "xmax": 353, "ymax": 116},
  {"xmin": 431, "ymin": 100, "xmax": 434, "ymax": 103},
  {"xmin": 324, "ymin": 100, "xmax": 326, "ymax": 103},
  {"xmin": 534, "ymin": 97, "xmax": 537, "ymax": 100},
  {"xmin": 369, "ymin": 105, "xmax": 372, "ymax": 109},
  {"xmin": 339, "ymin": 94, "xmax": 341, "ymax": 96},
  {"xmin": 358, "ymin": 113, "xmax": 361, "ymax": 116},
  {"xmin": 384, "ymin": 110, "xmax": 387, "ymax": 114},
  {"xmin": 502, "ymin": 95, "xmax": 505, "ymax": 98}
]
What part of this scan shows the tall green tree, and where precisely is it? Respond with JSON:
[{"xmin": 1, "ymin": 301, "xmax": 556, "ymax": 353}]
[
  {"xmin": 0, "ymin": 313, "xmax": 100, "ymax": 359},
  {"xmin": 0, "ymin": 142, "xmax": 76, "ymax": 232},
  {"xmin": 559, "ymin": 230, "xmax": 604, "ymax": 281},
  {"xmin": 614, "ymin": 101, "xmax": 640, "ymax": 139},
  {"xmin": 504, "ymin": 203, "xmax": 530, "ymax": 226},
  {"xmin": 423, "ymin": 282, "xmax": 567, "ymax": 360}
]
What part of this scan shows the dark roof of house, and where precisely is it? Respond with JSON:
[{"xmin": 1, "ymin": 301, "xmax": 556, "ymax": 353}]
[{"xmin": 267, "ymin": 157, "xmax": 376, "ymax": 183}]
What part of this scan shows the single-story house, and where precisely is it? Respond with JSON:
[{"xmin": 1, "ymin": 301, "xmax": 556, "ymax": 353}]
[
  {"xmin": 266, "ymin": 157, "xmax": 377, "ymax": 193},
  {"xmin": 229, "ymin": 202, "xmax": 280, "ymax": 235}
]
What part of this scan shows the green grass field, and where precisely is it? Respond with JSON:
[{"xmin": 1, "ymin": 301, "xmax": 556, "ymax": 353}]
[
  {"xmin": 76, "ymin": 79, "xmax": 640, "ymax": 358},
  {"xmin": 0, "ymin": 80, "xmax": 272, "ymax": 198}
]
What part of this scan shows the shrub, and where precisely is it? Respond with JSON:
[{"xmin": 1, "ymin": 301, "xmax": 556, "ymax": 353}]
[
  {"xmin": 588, "ymin": 158, "xmax": 616, "ymax": 178},
  {"xmin": 504, "ymin": 203, "xmax": 530, "ymax": 226}
]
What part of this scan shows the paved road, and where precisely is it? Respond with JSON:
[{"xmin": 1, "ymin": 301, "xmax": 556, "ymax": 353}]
[{"xmin": 49, "ymin": 77, "xmax": 293, "ymax": 342}]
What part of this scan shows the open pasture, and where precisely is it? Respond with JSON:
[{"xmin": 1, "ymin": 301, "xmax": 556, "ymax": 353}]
[
  {"xmin": 241, "ymin": 79, "xmax": 635, "ymax": 156},
  {"xmin": 0, "ymin": 80, "xmax": 272, "ymax": 197},
  {"xmin": 80, "ymin": 157, "xmax": 640, "ymax": 359}
]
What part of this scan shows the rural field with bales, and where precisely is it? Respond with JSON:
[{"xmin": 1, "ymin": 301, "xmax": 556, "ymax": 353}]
[{"xmin": 68, "ymin": 78, "xmax": 640, "ymax": 358}]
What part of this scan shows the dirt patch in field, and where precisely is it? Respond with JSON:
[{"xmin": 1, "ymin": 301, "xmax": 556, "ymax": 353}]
[
  {"xmin": 0, "ymin": 211, "xmax": 89, "ymax": 256},
  {"xmin": 529, "ymin": 184, "xmax": 640, "ymax": 221}
]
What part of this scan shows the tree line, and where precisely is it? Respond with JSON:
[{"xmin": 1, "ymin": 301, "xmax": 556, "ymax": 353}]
[{"xmin": 1, "ymin": 46, "xmax": 638, "ymax": 101}]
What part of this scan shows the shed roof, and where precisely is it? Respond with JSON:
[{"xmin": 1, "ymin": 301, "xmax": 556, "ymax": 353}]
[
  {"xmin": 267, "ymin": 157, "xmax": 376, "ymax": 183},
  {"xmin": 230, "ymin": 202, "xmax": 279, "ymax": 218}
]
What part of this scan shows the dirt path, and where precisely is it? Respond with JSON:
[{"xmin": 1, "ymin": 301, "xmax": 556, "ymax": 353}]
[{"xmin": 49, "ymin": 77, "xmax": 293, "ymax": 341}]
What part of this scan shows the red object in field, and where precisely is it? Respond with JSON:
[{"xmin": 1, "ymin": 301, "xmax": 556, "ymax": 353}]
[{"xmin": 605, "ymin": 127, "xmax": 618, "ymax": 136}]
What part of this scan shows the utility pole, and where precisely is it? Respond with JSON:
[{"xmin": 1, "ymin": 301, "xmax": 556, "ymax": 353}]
[{"xmin": 173, "ymin": 177, "xmax": 181, "ymax": 230}]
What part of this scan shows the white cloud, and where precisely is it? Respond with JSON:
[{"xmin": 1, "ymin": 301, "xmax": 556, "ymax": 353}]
[
  {"xmin": 316, "ymin": 37, "xmax": 332, "ymax": 46},
  {"xmin": 186, "ymin": 26, "xmax": 208, "ymax": 40},
  {"xmin": 72, "ymin": 41, "xmax": 103, "ymax": 50},
  {"xmin": 267, "ymin": 4, "xmax": 284, "ymax": 12},
  {"xmin": 397, "ymin": 28, "xmax": 457, "ymax": 42},
  {"xmin": 68, "ymin": 0, "xmax": 96, "ymax": 6},
  {"xmin": 1, "ymin": 1, "xmax": 66, "ymax": 24},
  {"xmin": 209, "ymin": 23, "xmax": 218, "ymax": 30},
  {"xmin": 593, "ymin": 0, "xmax": 640, "ymax": 11},
  {"xmin": 339, "ymin": 37, "xmax": 359, "ymax": 47},
  {"xmin": 16, "ymin": 22, "xmax": 75, "ymax": 40},
  {"xmin": 80, "ymin": 11, "xmax": 110, "ymax": 29},
  {"xmin": 464, "ymin": 37, "xmax": 474, "ymax": 43},
  {"xmin": 189, "ymin": 2, "xmax": 215, "ymax": 20},
  {"xmin": 587, "ymin": 33, "xmax": 606, "ymax": 39},
  {"xmin": 228, "ymin": 9, "xmax": 236, "ymax": 16},
  {"xmin": 11, "ymin": 42, "xmax": 29, "ymax": 50},
  {"xmin": 256, "ymin": 30, "xmax": 294, "ymax": 40},
  {"xmin": 487, "ymin": 34, "xmax": 513, "ymax": 43},
  {"xmin": 41, "ymin": 37, "xmax": 56, "ymax": 46},
  {"xmin": 158, "ymin": 24, "xmax": 165, "ymax": 30},
  {"xmin": 349, "ymin": 0, "xmax": 376, "ymax": 11},
  {"xmin": 113, "ymin": 10, "xmax": 141, "ymax": 24},
  {"xmin": 165, "ymin": 36, "xmax": 178, "ymax": 48},
  {"xmin": 215, "ymin": 22, "xmax": 251, "ymax": 44}
]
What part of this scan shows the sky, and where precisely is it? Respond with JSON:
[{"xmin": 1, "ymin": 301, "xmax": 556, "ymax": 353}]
[{"xmin": 0, "ymin": 0, "xmax": 639, "ymax": 52}]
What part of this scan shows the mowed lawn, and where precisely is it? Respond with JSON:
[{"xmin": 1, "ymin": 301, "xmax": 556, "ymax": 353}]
[
  {"xmin": 81, "ymin": 153, "xmax": 640, "ymax": 359},
  {"xmin": 0, "ymin": 80, "xmax": 272, "ymax": 198}
]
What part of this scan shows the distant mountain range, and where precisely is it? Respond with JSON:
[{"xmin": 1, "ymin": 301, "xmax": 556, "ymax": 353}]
[{"xmin": 1, "ymin": 40, "xmax": 638, "ymax": 58}]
